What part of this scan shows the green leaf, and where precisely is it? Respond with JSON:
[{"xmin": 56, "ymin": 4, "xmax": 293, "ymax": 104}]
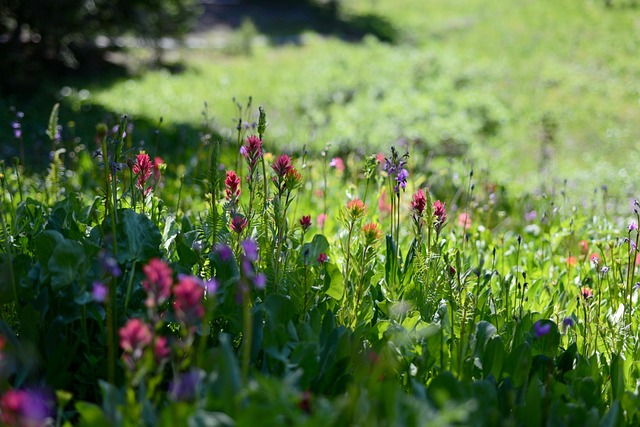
[
  {"xmin": 48, "ymin": 239, "xmax": 87, "ymax": 290},
  {"xmin": 46, "ymin": 103, "xmax": 60, "ymax": 142},
  {"xmin": 75, "ymin": 402, "xmax": 111, "ymax": 427},
  {"xmin": 324, "ymin": 262, "xmax": 344, "ymax": 300},
  {"xmin": 112, "ymin": 209, "xmax": 162, "ymax": 264},
  {"xmin": 505, "ymin": 342, "xmax": 532, "ymax": 388},
  {"xmin": 610, "ymin": 354, "xmax": 625, "ymax": 402},
  {"xmin": 600, "ymin": 400, "xmax": 623, "ymax": 427},
  {"xmin": 188, "ymin": 410, "xmax": 235, "ymax": 427},
  {"xmin": 301, "ymin": 234, "xmax": 330, "ymax": 264}
]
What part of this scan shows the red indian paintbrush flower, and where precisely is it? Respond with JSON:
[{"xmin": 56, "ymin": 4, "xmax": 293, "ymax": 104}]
[
  {"xmin": 346, "ymin": 199, "xmax": 367, "ymax": 221},
  {"xmin": 299, "ymin": 215, "xmax": 312, "ymax": 231},
  {"xmin": 142, "ymin": 258, "xmax": 173, "ymax": 308},
  {"xmin": 119, "ymin": 318, "xmax": 153, "ymax": 370},
  {"xmin": 362, "ymin": 222, "xmax": 383, "ymax": 246},
  {"xmin": 272, "ymin": 154, "xmax": 293, "ymax": 178},
  {"xmin": 173, "ymin": 276, "xmax": 205, "ymax": 326},
  {"xmin": 231, "ymin": 214, "xmax": 248, "ymax": 234},
  {"xmin": 242, "ymin": 135, "xmax": 263, "ymax": 171},
  {"xmin": 411, "ymin": 189, "xmax": 427, "ymax": 217},
  {"xmin": 225, "ymin": 170, "xmax": 241, "ymax": 202},
  {"xmin": 133, "ymin": 152, "xmax": 154, "ymax": 197},
  {"xmin": 433, "ymin": 200, "xmax": 446, "ymax": 232}
]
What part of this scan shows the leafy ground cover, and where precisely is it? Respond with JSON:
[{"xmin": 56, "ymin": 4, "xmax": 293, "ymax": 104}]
[{"xmin": 1, "ymin": 104, "xmax": 640, "ymax": 425}]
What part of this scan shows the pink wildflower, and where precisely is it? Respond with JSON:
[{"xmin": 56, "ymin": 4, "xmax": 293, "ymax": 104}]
[
  {"xmin": 133, "ymin": 152, "xmax": 153, "ymax": 197},
  {"xmin": 242, "ymin": 135, "xmax": 263, "ymax": 171},
  {"xmin": 225, "ymin": 170, "xmax": 241, "ymax": 202},
  {"xmin": 329, "ymin": 157, "xmax": 345, "ymax": 172},
  {"xmin": 410, "ymin": 189, "xmax": 427, "ymax": 217},
  {"xmin": 173, "ymin": 276, "xmax": 205, "ymax": 327},
  {"xmin": 119, "ymin": 318, "xmax": 153, "ymax": 369},
  {"xmin": 433, "ymin": 200, "xmax": 447, "ymax": 232},
  {"xmin": 152, "ymin": 156, "xmax": 164, "ymax": 186},
  {"xmin": 317, "ymin": 213, "xmax": 326, "ymax": 229},
  {"xmin": 299, "ymin": 215, "xmax": 312, "ymax": 231},
  {"xmin": 231, "ymin": 214, "xmax": 248, "ymax": 234},
  {"xmin": 457, "ymin": 212, "xmax": 471, "ymax": 230},
  {"xmin": 272, "ymin": 154, "xmax": 293, "ymax": 178},
  {"xmin": 378, "ymin": 189, "xmax": 392, "ymax": 215},
  {"xmin": 143, "ymin": 258, "xmax": 174, "ymax": 308},
  {"xmin": 317, "ymin": 253, "xmax": 328, "ymax": 264},
  {"xmin": 154, "ymin": 336, "xmax": 170, "ymax": 363}
]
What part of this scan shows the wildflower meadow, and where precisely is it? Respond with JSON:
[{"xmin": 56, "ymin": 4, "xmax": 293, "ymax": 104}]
[
  {"xmin": 3, "ymin": 0, "xmax": 640, "ymax": 425},
  {"xmin": 1, "ymin": 100, "xmax": 640, "ymax": 426}
]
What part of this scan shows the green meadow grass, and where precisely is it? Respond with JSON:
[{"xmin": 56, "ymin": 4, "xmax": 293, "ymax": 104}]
[{"xmin": 3, "ymin": 0, "xmax": 639, "ymax": 205}]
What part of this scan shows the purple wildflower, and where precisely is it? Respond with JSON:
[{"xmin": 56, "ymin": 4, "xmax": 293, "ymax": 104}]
[
  {"xmin": 630, "ymin": 221, "xmax": 638, "ymax": 232},
  {"xmin": 92, "ymin": 281, "xmax": 108, "ymax": 303},
  {"xmin": 169, "ymin": 369, "xmax": 204, "ymax": 402},
  {"xmin": 533, "ymin": 320, "xmax": 552, "ymax": 338},
  {"xmin": 242, "ymin": 239, "xmax": 259, "ymax": 262}
]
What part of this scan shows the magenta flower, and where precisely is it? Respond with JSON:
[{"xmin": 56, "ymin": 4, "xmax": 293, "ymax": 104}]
[
  {"xmin": 142, "ymin": 258, "xmax": 174, "ymax": 308},
  {"xmin": 299, "ymin": 215, "xmax": 312, "ymax": 231},
  {"xmin": 173, "ymin": 276, "xmax": 205, "ymax": 327},
  {"xmin": 154, "ymin": 336, "xmax": 171, "ymax": 363},
  {"xmin": 119, "ymin": 318, "xmax": 153, "ymax": 370},
  {"xmin": 133, "ymin": 152, "xmax": 154, "ymax": 197},
  {"xmin": 225, "ymin": 170, "xmax": 241, "ymax": 202},
  {"xmin": 317, "ymin": 253, "xmax": 328, "ymax": 264},
  {"xmin": 231, "ymin": 214, "xmax": 248, "ymax": 234},
  {"xmin": 410, "ymin": 189, "xmax": 427, "ymax": 217},
  {"xmin": 272, "ymin": 154, "xmax": 293, "ymax": 178},
  {"xmin": 433, "ymin": 200, "xmax": 447, "ymax": 232},
  {"xmin": 242, "ymin": 135, "xmax": 263, "ymax": 171}
]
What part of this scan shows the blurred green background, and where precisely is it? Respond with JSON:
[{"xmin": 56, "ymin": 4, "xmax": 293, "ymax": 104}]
[{"xmin": 2, "ymin": 0, "xmax": 639, "ymax": 205}]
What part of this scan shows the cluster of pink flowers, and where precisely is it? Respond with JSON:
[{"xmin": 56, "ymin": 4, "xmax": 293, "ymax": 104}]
[{"xmin": 119, "ymin": 258, "xmax": 211, "ymax": 371}]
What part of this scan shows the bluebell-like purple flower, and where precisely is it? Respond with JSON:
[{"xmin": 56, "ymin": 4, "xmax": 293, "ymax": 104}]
[
  {"xmin": 215, "ymin": 244, "xmax": 233, "ymax": 262},
  {"xmin": 255, "ymin": 273, "xmax": 266, "ymax": 290},
  {"xmin": 383, "ymin": 147, "xmax": 410, "ymax": 194},
  {"xmin": 533, "ymin": 320, "xmax": 552, "ymax": 338},
  {"xmin": 562, "ymin": 317, "xmax": 574, "ymax": 333},
  {"xmin": 92, "ymin": 281, "xmax": 108, "ymax": 303},
  {"xmin": 204, "ymin": 278, "xmax": 218, "ymax": 294},
  {"xmin": 242, "ymin": 239, "xmax": 259, "ymax": 262},
  {"xmin": 99, "ymin": 251, "xmax": 121, "ymax": 278},
  {"xmin": 169, "ymin": 369, "xmax": 204, "ymax": 402}
]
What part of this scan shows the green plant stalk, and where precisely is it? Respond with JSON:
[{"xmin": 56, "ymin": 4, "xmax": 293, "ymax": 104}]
[
  {"xmin": 0, "ymin": 201, "xmax": 18, "ymax": 315},
  {"xmin": 343, "ymin": 222, "xmax": 355, "ymax": 303},
  {"xmin": 353, "ymin": 245, "xmax": 371, "ymax": 325},
  {"xmin": 100, "ymin": 135, "xmax": 118, "ymax": 385},
  {"xmin": 124, "ymin": 260, "xmax": 137, "ymax": 313},
  {"xmin": 595, "ymin": 272, "xmax": 603, "ymax": 353},
  {"xmin": 196, "ymin": 293, "xmax": 216, "ymax": 369},
  {"xmin": 458, "ymin": 293, "xmax": 468, "ymax": 379},
  {"xmin": 241, "ymin": 285, "xmax": 253, "ymax": 383}
]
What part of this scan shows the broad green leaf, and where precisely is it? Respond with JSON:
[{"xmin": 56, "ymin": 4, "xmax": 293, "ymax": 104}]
[
  {"xmin": 324, "ymin": 262, "xmax": 344, "ymax": 300},
  {"xmin": 112, "ymin": 209, "xmax": 162, "ymax": 264},
  {"xmin": 48, "ymin": 239, "xmax": 87, "ymax": 290},
  {"xmin": 75, "ymin": 402, "xmax": 111, "ymax": 427}
]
